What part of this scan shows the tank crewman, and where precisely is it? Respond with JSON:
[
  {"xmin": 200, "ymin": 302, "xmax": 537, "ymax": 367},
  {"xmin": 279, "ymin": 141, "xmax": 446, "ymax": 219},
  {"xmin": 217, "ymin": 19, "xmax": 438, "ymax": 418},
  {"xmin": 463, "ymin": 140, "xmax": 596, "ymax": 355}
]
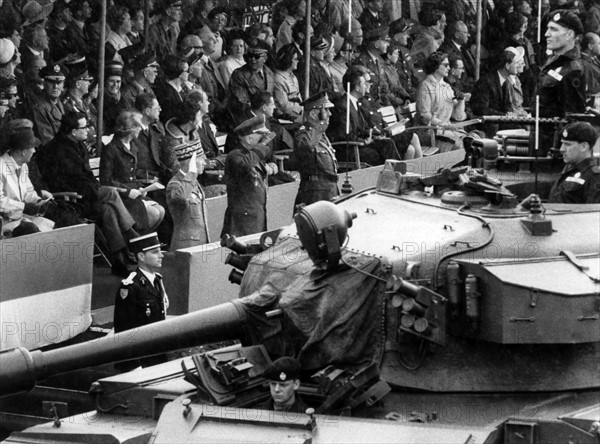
[
  {"xmin": 292, "ymin": 92, "xmax": 339, "ymax": 211},
  {"xmin": 260, "ymin": 357, "xmax": 308, "ymax": 413},
  {"xmin": 221, "ymin": 116, "xmax": 279, "ymax": 238},
  {"xmin": 113, "ymin": 232, "xmax": 169, "ymax": 371},
  {"xmin": 548, "ymin": 122, "xmax": 600, "ymax": 203},
  {"xmin": 532, "ymin": 10, "xmax": 587, "ymax": 156}
]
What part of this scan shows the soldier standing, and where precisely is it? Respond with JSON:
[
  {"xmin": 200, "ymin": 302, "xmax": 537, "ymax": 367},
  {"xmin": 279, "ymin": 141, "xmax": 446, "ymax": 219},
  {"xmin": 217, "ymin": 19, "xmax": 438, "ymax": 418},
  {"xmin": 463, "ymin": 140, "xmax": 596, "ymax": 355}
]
[
  {"xmin": 292, "ymin": 92, "xmax": 339, "ymax": 211},
  {"xmin": 114, "ymin": 233, "xmax": 169, "ymax": 371},
  {"xmin": 532, "ymin": 10, "xmax": 587, "ymax": 156}
]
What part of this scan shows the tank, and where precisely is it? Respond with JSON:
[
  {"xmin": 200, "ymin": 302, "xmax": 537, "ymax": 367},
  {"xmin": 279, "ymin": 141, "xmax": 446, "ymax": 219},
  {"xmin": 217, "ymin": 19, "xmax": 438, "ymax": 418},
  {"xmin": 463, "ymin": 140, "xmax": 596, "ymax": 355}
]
[{"xmin": 1, "ymin": 147, "xmax": 599, "ymax": 443}]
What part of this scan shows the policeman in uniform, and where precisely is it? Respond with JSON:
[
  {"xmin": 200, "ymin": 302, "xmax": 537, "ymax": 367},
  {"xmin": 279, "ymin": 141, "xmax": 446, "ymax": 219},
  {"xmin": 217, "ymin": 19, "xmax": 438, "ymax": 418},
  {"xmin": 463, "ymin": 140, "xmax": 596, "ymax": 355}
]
[
  {"xmin": 532, "ymin": 10, "xmax": 587, "ymax": 156},
  {"xmin": 114, "ymin": 232, "xmax": 169, "ymax": 371},
  {"xmin": 293, "ymin": 92, "xmax": 339, "ymax": 211},
  {"xmin": 260, "ymin": 357, "xmax": 308, "ymax": 413},
  {"xmin": 548, "ymin": 122, "xmax": 600, "ymax": 203}
]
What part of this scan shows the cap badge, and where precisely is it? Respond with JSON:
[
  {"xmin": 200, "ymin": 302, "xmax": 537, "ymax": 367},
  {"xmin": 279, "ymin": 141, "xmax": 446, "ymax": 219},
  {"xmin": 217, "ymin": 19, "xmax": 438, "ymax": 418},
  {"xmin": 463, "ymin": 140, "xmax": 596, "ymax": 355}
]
[
  {"xmin": 279, "ymin": 372, "xmax": 287, "ymax": 381},
  {"xmin": 554, "ymin": 13, "xmax": 560, "ymax": 21},
  {"xmin": 563, "ymin": 129, "xmax": 568, "ymax": 138},
  {"xmin": 574, "ymin": 172, "xmax": 581, "ymax": 178},
  {"xmin": 54, "ymin": 65, "xmax": 60, "ymax": 73}
]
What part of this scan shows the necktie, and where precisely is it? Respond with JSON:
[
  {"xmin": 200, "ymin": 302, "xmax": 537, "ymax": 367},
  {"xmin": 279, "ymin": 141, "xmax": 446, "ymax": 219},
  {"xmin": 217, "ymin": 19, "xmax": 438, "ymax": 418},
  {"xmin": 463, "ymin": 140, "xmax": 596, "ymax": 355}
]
[{"xmin": 154, "ymin": 277, "xmax": 162, "ymax": 295}]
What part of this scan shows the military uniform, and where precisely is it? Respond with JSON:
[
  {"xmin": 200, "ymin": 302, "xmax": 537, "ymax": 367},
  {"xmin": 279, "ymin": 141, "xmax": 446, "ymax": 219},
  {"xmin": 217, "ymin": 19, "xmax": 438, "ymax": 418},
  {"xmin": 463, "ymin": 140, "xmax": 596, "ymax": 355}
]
[
  {"xmin": 221, "ymin": 116, "xmax": 272, "ymax": 238},
  {"xmin": 113, "ymin": 232, "xmax": 168, "ymax": 371},
  {"xmin": 114, "ymin": 269, "xmax": 167, "ymax": 333},
  {"xmin": 531, "ymin": 11, "xmax": 587, "ymax": 155},
  {"xmin": 548, "ymin": 157, "xmax": 600, "ymax": 204},
  {"xmin": 293, "ymin": 121, "xmax": 339, "ymax": 209}
]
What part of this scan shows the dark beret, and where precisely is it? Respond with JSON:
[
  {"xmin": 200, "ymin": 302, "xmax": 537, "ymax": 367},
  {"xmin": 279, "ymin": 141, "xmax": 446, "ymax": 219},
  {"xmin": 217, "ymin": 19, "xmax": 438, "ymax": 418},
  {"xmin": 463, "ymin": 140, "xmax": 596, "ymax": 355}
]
[{"xmin": 263, "ymin": 357, "xmax": 301, "ymax": 382}]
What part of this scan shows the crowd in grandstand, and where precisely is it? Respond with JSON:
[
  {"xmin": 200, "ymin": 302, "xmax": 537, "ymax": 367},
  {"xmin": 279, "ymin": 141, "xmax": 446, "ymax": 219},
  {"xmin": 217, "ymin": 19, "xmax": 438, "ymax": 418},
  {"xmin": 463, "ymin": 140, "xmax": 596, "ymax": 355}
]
[{"xmin": 1, "ymin": 0, "xmax": 599, "ymax": 274}]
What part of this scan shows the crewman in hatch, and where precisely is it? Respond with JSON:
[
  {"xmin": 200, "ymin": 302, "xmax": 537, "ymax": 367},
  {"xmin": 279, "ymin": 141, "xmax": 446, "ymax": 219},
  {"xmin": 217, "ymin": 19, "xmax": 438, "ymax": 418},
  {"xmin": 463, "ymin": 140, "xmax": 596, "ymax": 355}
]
[
  {"xmin": 548, "ymin": 122, "xmax": 600, "ymax": 204},
  {"xmin": 260, "ymin": 357, "xmax": 308, "ymax": 413}
]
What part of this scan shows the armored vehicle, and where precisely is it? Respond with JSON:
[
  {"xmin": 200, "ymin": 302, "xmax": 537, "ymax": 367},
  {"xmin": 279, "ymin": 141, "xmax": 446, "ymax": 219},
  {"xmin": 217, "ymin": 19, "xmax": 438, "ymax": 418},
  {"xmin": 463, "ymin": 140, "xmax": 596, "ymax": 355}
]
[{"xmin": 1, "ymin": 144, "xmax": 599, "ymax": 443}]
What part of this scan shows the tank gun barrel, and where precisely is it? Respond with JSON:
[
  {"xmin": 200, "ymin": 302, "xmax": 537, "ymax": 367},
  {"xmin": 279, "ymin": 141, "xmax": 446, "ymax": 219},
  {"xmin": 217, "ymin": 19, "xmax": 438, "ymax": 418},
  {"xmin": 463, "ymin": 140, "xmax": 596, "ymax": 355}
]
[{"xmin": 0, "ymin": 302, "xmax": 246, "ymax": 399}]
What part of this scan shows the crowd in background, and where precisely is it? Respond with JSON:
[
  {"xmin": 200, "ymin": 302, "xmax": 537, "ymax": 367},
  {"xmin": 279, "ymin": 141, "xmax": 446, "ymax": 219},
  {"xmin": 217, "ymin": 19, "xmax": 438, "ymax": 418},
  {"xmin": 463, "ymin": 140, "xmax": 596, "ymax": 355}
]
[{"xmin": 1, "ymin": 0, "xmax": 600, "ymax": 271}]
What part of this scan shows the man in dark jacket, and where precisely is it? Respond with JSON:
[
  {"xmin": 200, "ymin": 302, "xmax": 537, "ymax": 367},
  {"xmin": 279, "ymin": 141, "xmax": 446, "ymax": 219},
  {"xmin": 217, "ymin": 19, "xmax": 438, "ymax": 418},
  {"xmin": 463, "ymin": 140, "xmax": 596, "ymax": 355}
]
[
  {"xmin": 229, "ymin": 41, "xmax": 275, "ymax": 124},
  {"xmin": 40, "ymin": 111, "xmax": 140, "ymax": 275},
  {"xmin": 293, "ymin": 92, "xmax": 339, "ymax": 210},
  {"xmin": 297, "ymin": 37, "xmax": 337, "ymax": 101},
  {"xmin": 260, "ymin": 357, "xmax": 308, "ymax": 413},
  {"xmin": 548, "ymin": 122, "xmax": 600, "ymax": 203},
  {"xmin": 113, "ymin": 232, "xmax": 168, "ymax": 371},
  {"xmin": 221, "ymin": 116, "xmax": 279, "ymax": 238},
  {"xmin": 532, "ymin": 10, "xmax": 587, "ymax": 156}
]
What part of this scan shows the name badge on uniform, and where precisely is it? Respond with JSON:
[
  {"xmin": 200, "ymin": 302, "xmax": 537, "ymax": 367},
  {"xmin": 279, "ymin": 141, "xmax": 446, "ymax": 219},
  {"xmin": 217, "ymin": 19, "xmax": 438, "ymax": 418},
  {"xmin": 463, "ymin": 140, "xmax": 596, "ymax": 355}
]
[
  {"xmin": 548, "ymin": 69, "xmax": 563, "ymax": 81},
  {"xmin": 566, "ymin": 175, "xmax": 585, "ymax": 185}
]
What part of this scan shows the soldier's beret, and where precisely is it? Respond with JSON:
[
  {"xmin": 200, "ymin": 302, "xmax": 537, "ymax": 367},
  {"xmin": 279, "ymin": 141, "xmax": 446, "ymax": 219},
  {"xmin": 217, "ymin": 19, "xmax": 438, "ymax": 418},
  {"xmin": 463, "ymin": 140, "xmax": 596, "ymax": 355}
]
[
  {"xmin": 234, "ymin": 115, "xmax": 269, "ymax": 137},
  {"xmin": 365, "ymin": 25, "xmax": 390, "ymax": 42},
  {"xmin": 40, "ymin": 64, "xmax": 67, "ymax": 82},
  {"xmin": 263, "ymin": 357, "xmax": 301, "ymax": 382},
  {"xmin": 561, "ymin": 122, "xmax": 598, "ymax": 147},
  {"xmin": 549, "ymin": 9, "xmax": 584, "ymax": 35},
  {"xmin": 301, "ymin": 91, "xmax": 334, "ymax": 110},
  {"xmin": 129, "ymin": 232, "xmax": 164, "ymax": 253}
]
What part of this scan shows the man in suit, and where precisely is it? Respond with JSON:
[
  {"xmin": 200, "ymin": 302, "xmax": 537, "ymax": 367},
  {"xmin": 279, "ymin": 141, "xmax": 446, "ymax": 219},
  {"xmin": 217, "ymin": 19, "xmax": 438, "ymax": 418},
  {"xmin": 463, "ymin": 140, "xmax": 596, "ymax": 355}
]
[
  {"xmin": 327, "ymin": 67, "xmax": 400, "ymax": 166},
  {"xmin": 41, "ymin": 111, "xmax": 141, "ymax": 275},
  {"xmin": 113, "ymin": 232, "xmax": 169, "ymax": 371},
  {"xmin": 439, "ymin": 20, "xmax": 475, "ymax": 91}
]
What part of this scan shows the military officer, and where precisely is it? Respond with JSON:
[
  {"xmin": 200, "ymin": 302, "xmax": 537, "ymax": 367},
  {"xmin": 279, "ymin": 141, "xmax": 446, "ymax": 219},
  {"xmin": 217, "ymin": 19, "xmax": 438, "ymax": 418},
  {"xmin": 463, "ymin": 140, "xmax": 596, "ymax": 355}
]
[
  {"xmin": 221, "ymin": 116, "xmax": 279, "ymax": 238},
  {"xmin": 548, "ymin": 122, "xmax": 600, "ymax": 204},
  {"xmin": 292, "ymin": 92, "xmax": 339, "ymax": 211},
  {"xmin": 532, "ymin": 10, "xmax": 587, "ymax": 156},
  {"xmin": 113, "ymin": 232, "xmax": 169, "ymax": 371},
  {"xmin": 260, "ymin": 357, "xmax": 308, "ymax": 413},
  {"xmin": 32, "ymin": 64, "xmax": 66, "ymax": 146}
]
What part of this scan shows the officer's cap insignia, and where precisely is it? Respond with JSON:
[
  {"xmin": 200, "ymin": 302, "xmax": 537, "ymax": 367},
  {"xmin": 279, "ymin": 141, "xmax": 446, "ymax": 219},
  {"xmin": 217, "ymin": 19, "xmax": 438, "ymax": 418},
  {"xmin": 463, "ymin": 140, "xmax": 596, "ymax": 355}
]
[
  {"xmin": 120, "ymin": 288, "xmax": 129, "ymax": 299},
  {"xmin": 563, "ymin": 129, "xmax": 568, "ymax": 138},
  {"xmin": 279, "ymin": 372, "xmax": 287, "ymax": 381},
  {"xmin": 574, "ymin": 172, "xmax": 581, "ymax": 178},
  {"xmin": 554, "ymin": 13, "xmax": 560, "ymax": 21},
  {"xmin": 54, "ymin": 65, "xmax": 60, "ymax": 72}
]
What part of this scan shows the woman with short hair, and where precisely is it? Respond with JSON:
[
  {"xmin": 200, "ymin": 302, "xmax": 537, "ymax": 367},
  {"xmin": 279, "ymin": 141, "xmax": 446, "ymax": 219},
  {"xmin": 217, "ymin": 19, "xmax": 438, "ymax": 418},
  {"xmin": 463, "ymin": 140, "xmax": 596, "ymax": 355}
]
[{"xmin": 273, "ymin": 44, "xmax": 303, "ymax": 121}]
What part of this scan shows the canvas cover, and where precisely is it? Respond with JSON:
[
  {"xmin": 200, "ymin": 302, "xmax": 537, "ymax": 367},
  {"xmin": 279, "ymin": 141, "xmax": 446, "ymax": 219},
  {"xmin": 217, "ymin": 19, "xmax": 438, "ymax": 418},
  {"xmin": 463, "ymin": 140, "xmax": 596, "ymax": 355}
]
[{"xmin": 232, "ymin": 237, "xmax": 385, "ymax": 372}]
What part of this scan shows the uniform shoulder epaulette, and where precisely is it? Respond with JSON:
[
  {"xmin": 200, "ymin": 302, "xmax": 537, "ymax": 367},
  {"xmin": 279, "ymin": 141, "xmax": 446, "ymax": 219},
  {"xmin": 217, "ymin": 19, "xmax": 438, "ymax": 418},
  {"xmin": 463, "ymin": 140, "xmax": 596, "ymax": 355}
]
[{"xmin": 121, "ymin": 272, "xmax": 137, "ymax": 285}]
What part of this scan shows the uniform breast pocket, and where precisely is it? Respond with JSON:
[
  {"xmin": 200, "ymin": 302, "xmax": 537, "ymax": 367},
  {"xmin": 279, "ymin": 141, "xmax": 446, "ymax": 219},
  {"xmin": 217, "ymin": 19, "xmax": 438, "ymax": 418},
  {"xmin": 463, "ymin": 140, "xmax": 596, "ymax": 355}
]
[{"xmin": 189, "ymin": 200, "xmax": 203, "ymax": 219}]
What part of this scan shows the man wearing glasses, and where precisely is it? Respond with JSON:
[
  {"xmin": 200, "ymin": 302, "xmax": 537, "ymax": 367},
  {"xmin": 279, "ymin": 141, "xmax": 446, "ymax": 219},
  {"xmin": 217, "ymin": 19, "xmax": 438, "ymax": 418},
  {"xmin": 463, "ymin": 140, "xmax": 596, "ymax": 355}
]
[
  {"xmin": 62, "ymin": 62, "xmax": 97, "ymax": 154},
  {"xmin": 40, "ymin": 111, "xmax": 144, "ymax": 276},
  {"xmin": 229, "ymin": 40, "xmax": 275, "ymax": 124},
  {"xmin": 32, "ymin": 64, "xmax": 66, "ymax": 146}
]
